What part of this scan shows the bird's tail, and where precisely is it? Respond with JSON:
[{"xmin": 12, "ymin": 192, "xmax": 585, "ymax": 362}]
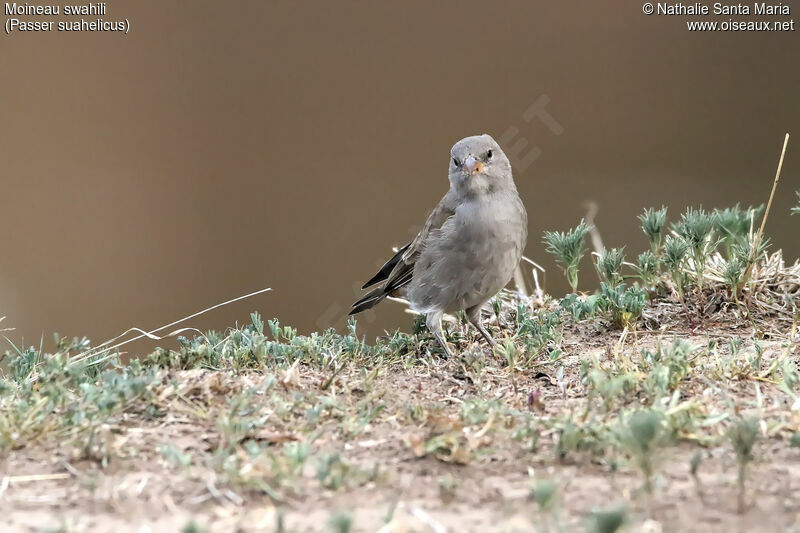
[{"xmin": 349, "ymin": 286, "xmax": 390, "ymax": 315}]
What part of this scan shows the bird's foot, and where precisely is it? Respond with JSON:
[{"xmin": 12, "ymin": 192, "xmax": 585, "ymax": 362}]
[
  {"xmin": 476, "ymin": 326, "xmax": 497, "ymax": 348},
  {"xmin": 438, "ymin": 341, "xmax": 454, "ymax": 359}
]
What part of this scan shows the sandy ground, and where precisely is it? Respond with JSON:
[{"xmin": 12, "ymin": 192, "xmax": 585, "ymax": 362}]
[{"xmin": 1, "ymin": 322, "xmax": 799, "ymax": 533}]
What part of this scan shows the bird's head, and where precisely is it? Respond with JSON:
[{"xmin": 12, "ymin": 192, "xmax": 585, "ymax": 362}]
[{"xmin": 448, "ymin": 134, "xmax": 514, "ymax": 196}]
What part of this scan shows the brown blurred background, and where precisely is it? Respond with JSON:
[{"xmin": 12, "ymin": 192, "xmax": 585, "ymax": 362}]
[{"xmin": 1, "ymin": 1, "xmax": 799, "ymax": 352}]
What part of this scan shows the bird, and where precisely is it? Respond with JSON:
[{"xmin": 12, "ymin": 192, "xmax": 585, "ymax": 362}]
[{"xmin": 349, "ymin": 134, "xmax": 528, "ymax": 357}]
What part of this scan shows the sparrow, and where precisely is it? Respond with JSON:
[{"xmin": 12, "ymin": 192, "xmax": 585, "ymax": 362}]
[{"xmin": 350, "ymin": 134, "xmax": 528, "ymax": 357}]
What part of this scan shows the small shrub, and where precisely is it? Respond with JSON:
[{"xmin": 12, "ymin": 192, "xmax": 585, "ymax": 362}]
[
  {"xmin": 597, "ymin": 247, "xmax": 626, "ymax": 290},
  {"xmin": 672, "ymin": 207, "xmax": 715, "ymax": 290},
  {"xmin": 663, "ymin": 235, "xmax": 688, "ymax": 300},
  {"xmin": 635, "ymin": 250, "xmax": 659, "ymax": 288},
  {"xmin": 599, "ymin": 283, "xmax": 648, "ymax": 328},
  {"xmin": 638, "ymin": 206, "xmax": 668, "ymax": 255},
  {"xmin": 543, "ymin": 220, "xmax": 592, "ymax": 293},
  {"xmin": 616, "ymin": 409, "xmax": 665, "ymax": 493},
  {"xmin": 587, "ymin": 506, "xmax": 627, "ymax": 533},
  {"xmin": 727, "ymin": 417, "xmax": 759, "ymax": 512}
]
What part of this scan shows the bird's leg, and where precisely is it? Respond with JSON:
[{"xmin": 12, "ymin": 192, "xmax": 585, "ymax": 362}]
[
  {"xmin": 466, "ymin": 305, "xmax": 496, "ymax": 347},
  {"xmin": 426, "ymin": 310, "xmax": 453, "ymax": 358}
]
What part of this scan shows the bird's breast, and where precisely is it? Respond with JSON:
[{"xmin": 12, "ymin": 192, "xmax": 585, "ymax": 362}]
[
  {"xmin": 408, "ymin": 193, "xmax": 527, "ymax": 313},
  {"xmin": 458, "ymin": 196, "xmax": 527, "ymax": 246}
]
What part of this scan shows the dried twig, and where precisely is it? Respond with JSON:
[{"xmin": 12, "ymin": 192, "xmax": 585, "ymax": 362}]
[{"xmin": 740, "ymin": 133, "xmax": 790, "ymax": 290}]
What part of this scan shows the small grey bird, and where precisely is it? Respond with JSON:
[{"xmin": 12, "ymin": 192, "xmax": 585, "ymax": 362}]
[{"xmin": 350, "ymin": 134, "xmax": 528, "ymax": 357}]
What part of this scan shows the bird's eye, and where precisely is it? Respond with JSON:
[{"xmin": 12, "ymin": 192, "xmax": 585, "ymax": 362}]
[
  {"xmin": 452, "ymin": 157, "xmax": 460, "ymax": 166},
  {"xmin": 486, "ymin": 150, "xmax": 493, "ymax": 160}
]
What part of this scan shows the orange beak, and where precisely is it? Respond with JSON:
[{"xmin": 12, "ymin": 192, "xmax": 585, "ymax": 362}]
[{"xmin": 464, "ymin": 155, "xmax": 484, "ymax": 175}]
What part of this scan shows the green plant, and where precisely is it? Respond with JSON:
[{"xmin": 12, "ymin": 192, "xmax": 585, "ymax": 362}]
[
  {"xmin": 713, "ymin": 205, "xmax": 763, "ymax": 256},
  {"xmin": 216, "ymin": 390, "xmax": 268, "ymax": 450},
  {"xmin": 316, "ymin": 453, "xmax": 350, "ymax": 490},
  {"xmin": 560, "ymin": 293, "xmax": 602, "ymax": 321},
  {"xmin": 513, "ymin": 305, "xmax": 562, "ymax": 357},
  {"xmin": 159, "ymin": 443, "xmax": 193, "ymax": 468},
  {"xmin": 640, "ymin": 338, "xmax": 693, "ymax": 401},
  {"xmin": 543, "ymin": 220, "xmax": 592, "ymax": 293},
  {"xmin": 690, "ymin": 450, "xmax": 705, "ymax": 501},
  {"xmin": 530, "ymin": 478, "xmax": 557, "ymax": 511},
  {"xmin": 672, "ymin": 207, "xmax": 715, "ymax": 290},
  {"xmin": 722, "ymin": 256, "xmax": 746, "ymax": 302},
  {"xmin": 328, "ymin": 512, "xmax": 353, "ymax": 533},
  {"xmin": 587, "ymin": 506, "xmax": 627, "ymax": 533},
  {"xmin": 581, "ymin": 358, "xmax": 637, "ymax": 413},
  {"xmin": 617, "ymin": 409, "xmax": 664, "ymax": 493},
  {"xmin": 496, "ymin": 338, "xmax": 522, "ymax": 393},
  {"xmin": 0, "ymin": 338, "xmax": 158, "ymax": 455},
  {"xmin": 599, "ymin": 283, "xmax": 648, "ymax": 328},
  {"xmin": 530, "ymin": 478, "xmax": 559, "ymax": 531},
  {"xmin": 638, "ymin": 206, "xmax": 668, "ymax": 256},
  {"xmin": 778, "ymin": 357, "xmax": 799, "ymax": 394},
  {"xmin": 731, "ymin": 233, "xmax": 770, "ymax": 271},
  {"xmin": 663, "ymin": 234, "xmax": 692, "ymax": 323},
  {"xmin": 597, "ymin": 247, "xmax": 626, "ymax": 290},
  {"xmin": 635, "ymin": 250, "xmax": 659, "ymax": 288},
  {"xmin": 181, "ymin": 520, "xmax": 208, "ymax": 533},
  {"xmin": 727, "ymin": 417, "xmax": 759, "ymax": 512},
  {"xmin": 792, "ymin": 190, "xmax": 800, "ymax": 216},
  {"xmin": 663, "ymin": 235, "xmax": 687, "ymax": 296}
]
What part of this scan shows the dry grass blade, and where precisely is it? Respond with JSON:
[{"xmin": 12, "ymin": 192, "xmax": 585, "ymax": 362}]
[
  {"xmin": 740, "ymin": 133, "xmax": 790, "ymax": 289},
  {"xmin": 69, "ymin": 287, "xmax": 272, "ymax": 367},
  {"xmin": 0, "ymin": 316, "xmax": 13, "ymax": 333},
  {"xmin": 5, "ymin": 473, "xmax": 71, "ymax": 483}
]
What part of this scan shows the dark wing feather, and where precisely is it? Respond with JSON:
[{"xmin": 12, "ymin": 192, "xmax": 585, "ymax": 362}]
[
  {"xmin": 361, "ymin": 243, "xmax": 411, "ymax": 289},
  {"xmin": 349, "ymin": 264, "xmax": 414, "ymax": 315},
  {"xmin": 349, "ymin": 192, "xmax": 456, "ymax": 315},
  {"xmin": 349, "ymin": 285, "xmax": 389, "ymax": 315},
  {"xmin": 382, "ymin": 266, "xmax": 414, "ymax": 295}
]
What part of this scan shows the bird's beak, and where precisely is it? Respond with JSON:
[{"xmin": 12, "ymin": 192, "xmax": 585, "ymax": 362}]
[{"xmin": 464, "ymin": 155, "xmax": 484, "ymax": 175}]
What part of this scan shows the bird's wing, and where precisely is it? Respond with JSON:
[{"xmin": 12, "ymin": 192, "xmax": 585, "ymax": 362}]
[
  {"xmin": 360, "ymin": 242, "xmax": 411, "ymax": 289},
  {"xmin": 403, "ymin": 192, "xmax": 457, "ymax": 263},
  {"xmin": 351, "ymin": 192, "xmax": 456, "ymax": 311}
]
